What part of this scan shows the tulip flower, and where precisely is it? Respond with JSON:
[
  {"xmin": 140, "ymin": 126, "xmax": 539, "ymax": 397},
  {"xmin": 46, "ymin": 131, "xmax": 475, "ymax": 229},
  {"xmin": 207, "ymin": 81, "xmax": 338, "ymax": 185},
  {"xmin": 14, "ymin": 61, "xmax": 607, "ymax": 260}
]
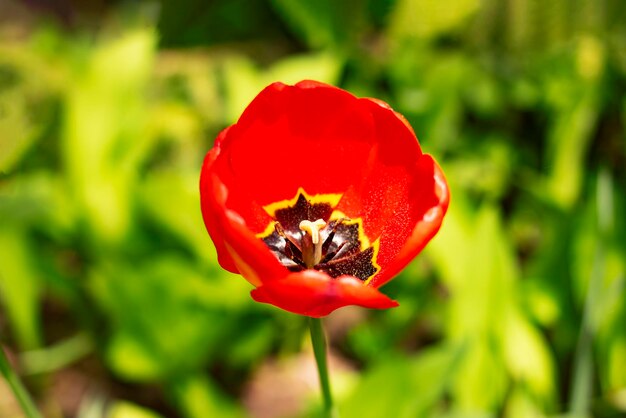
[{"xmin": 200, "ymin": 80, "xmax": 448, "ymax": 318}]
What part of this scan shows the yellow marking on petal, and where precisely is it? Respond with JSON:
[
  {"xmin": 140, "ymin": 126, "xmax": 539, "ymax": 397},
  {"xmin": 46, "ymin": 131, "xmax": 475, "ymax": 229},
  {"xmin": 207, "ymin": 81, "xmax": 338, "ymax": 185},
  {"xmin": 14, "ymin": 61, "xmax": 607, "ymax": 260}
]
[
  {"xmin": 329, "ymin": 210, "xmax": 348, "ymax": 220},
  {"xmin": 256, "ymin": 221, "xmax": 278, "ymax": 239},
  {"xmin": 262, "ymin": 187, "xmax": 342, "ymax": 218},
  {"xmin": 363, "ymin": 238, "xmax": 381, "ymax": 286}
]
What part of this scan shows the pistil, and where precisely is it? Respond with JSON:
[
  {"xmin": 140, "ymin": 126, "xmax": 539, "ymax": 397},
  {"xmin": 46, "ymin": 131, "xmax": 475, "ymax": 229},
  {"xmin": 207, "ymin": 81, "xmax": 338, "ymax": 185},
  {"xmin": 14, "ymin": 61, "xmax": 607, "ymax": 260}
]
[{"xmin": 299, "ymin": 219, "xmax": 327, "ymax": 268}]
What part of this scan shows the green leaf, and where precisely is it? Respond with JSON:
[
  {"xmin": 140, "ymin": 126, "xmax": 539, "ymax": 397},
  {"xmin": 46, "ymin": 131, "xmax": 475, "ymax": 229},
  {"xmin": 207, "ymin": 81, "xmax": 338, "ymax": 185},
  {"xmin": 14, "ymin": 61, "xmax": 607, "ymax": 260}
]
[
  {"xmin": 606, "ymin": 333, "xmax": 626, "ymax": 389},
  {"xmin": 542, "ymin": 37, "xmax": 605, "ymax": 209},
  {"xmin": 107, "ymin": 401, "xmax": 164, "ymax": 418},
  {"xmin": 63, "ymin": 29, "xmax": 157, "ymax": 244},
  {"xmin": 0, "ymin": 50, "xmax": 57, "ymax": 174},
  {"xmin": 428, "ymin": 194, "xmax": 557, "ymax": 411},
  {"xmin": 90, "ymin": 256, "xmax": 250, "ymax": 381},
  {"xmin": 269, "ymin": 0, "xmax": 365, "ymax": 49},
  {"xmin": 0, "ymin": 90, "xmax": 39, "ymax": 173},
  {"xmin": 169, "ymin": 374, "xmax": 245, "ymax": 418},
  {"xmin": 139, "ymin": 171, "xmax": 219, "ymax": 266},
  {"xmin": 501, "ymin": 309, "xmax": 556, "ymax": 402},
  {"xmin": 0, "ymin": 227, "xmax": 42, "ymax": 349},
  {"xmin": 429, "ymin": 200, "xmax": 518, "ymax": 339},
  {"xmin": 503, "ymin": 387, "xmax": 546, "ymax": 418},
  {"xmin": 105, "ymin": 332, "xmax": 164, "ymax": 382},
  {"xmin": 451, "ymin": 340, "xmax": 508, "ymax": 411},
  {"xmin": 388, "ymin": 0, "xmax": 479, "ymax": 42}
]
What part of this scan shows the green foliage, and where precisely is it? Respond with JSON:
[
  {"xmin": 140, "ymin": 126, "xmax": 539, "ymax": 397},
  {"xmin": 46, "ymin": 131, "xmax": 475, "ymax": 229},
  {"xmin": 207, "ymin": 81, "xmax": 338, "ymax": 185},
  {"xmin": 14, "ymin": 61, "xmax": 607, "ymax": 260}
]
[
  {"xmin": 0, "ymin": 227, "xmax": 42, "ymax": 349},
  {"xmin": 388, "ymin": 0, "xmax": 479, "ymax": 42},
  {"xmin": 340, "ymin": 344, "xmax": 462, "ymax": 418},
  {"xmin": 270, "ymin": 0, "xmax": 366, "ymax": 50},
  {"xmin": 0, "ymin": 0, "xmax": 625, "ymax": 417}
]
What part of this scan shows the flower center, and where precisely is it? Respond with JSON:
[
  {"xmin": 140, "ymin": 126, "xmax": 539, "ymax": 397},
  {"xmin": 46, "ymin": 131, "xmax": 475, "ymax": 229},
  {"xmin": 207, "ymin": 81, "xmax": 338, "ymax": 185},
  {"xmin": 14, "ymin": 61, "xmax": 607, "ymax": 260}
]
[{"xmin": 258, "ymin": 190, "xmax": 380, "ymax": 281}]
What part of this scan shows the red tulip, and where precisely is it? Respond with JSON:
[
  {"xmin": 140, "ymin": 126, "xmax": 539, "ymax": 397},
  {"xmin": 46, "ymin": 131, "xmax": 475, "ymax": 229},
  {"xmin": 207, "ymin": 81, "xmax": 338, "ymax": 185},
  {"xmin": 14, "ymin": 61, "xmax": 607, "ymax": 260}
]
[{"xmin": 200, "ymin": 81, "xmax": 449, "ymax": 317}]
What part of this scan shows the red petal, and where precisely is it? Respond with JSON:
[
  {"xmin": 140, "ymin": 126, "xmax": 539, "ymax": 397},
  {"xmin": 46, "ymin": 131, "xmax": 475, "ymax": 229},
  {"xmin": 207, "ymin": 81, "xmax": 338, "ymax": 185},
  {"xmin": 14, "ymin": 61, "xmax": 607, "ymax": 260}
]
[
  {"xmin": 200, "ymin": 169, "xmax": 288, "ymax": 285},
  {"xmin": 335, "ymin": 97, "xmax": 424, "ymax": 240},
  {"xmin": 250, "ymin": 269, "xmax": 398, "ymax": 317},
  {"xmin": 199, "ymin": 134, "xmax": 238, "ymax": 273},
  {"xmin": 333, "ymin": 97, "xmax": 444, "ymax": 282},
  {"xmin": 368, "ymin": 155, "xmax": 449, "ymax": 288},
  {"xmin": 209, "ymin": 81, "xmax": 377, "ymax": 233}
]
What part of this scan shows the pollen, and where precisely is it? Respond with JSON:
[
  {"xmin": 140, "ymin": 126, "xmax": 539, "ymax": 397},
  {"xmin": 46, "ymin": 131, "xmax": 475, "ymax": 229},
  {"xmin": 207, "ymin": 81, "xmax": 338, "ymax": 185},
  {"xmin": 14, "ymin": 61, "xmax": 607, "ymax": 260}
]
[{"xmin": 299, "ymin": 219, "xmax": 327, "ymax": 244}]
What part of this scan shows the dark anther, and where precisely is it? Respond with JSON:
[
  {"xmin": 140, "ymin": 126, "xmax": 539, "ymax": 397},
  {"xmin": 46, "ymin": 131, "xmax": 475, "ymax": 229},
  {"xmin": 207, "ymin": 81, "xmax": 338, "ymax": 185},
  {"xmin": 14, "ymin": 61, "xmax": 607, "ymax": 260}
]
[
  {"xmin": 320, "ymin": 218, "xmax": 348, "ymax": 255},
  {"xmin": 320, "ymin": 241, "xmax": 346, "ymax": 264}
]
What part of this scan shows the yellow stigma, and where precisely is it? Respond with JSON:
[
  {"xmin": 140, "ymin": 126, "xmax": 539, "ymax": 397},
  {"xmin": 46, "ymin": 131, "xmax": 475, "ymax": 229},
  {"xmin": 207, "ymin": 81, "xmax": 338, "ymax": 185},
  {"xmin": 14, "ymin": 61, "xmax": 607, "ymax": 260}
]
[{"xmin": 299, "ymin": 219, "xmax": 326, "ymax": 244}]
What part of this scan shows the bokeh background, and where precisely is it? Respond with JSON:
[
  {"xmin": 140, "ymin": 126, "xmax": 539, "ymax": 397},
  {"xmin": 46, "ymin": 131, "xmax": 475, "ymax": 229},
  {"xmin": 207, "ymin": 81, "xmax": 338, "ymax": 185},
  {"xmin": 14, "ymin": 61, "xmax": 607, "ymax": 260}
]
[{"xmin": 1, "ymin": 0, "xmax": 625, "ymax": 417}]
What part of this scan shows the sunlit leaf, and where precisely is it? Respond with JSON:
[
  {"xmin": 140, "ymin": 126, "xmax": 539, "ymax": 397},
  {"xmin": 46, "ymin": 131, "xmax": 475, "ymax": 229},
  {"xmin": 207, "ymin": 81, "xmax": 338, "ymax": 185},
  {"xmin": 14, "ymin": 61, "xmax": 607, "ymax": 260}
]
[
  {"xmin": 169, "ymin": 374, "xmax": 245, "ymax": 418},
  {"xmin": 63, "ymin": 29, "xmax": 157, "ymax": 244},
  {"xmin": 451, "ymin": 340, "xmax": 507, "ymax": 411},
  {"xmin": 388, "ymin": 0, "xmax": 479, "ymax": 42},
  {"xmin": 107, "ymin": 401, "xmax": 164, "ymax": 418},
  {"xmin": 501, "ymin": 309, "xmax": 556, "ymax": 402},
  {"xmin": 504, "ymin": 387, "xmax": 547, "ymax": 418},
  {"xmin": 0, "ymin": 227, "xmax": 41, "ymax": 349}
]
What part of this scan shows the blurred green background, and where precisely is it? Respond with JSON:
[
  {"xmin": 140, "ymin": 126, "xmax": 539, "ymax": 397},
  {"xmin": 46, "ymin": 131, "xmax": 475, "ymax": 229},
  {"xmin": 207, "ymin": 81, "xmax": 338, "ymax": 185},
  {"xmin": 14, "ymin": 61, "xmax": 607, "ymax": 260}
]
[{"xmin": 1, "ymin": 0, "xmax": 625, "ymax": 417}]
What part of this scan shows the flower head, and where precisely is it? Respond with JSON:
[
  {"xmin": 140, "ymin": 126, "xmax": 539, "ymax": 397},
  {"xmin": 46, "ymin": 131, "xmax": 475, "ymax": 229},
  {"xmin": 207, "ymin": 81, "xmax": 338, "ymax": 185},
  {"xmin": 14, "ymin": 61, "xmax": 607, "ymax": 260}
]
[{"xmin": 200, "ymin": 81, "xmax": 449, "ymax": 317}]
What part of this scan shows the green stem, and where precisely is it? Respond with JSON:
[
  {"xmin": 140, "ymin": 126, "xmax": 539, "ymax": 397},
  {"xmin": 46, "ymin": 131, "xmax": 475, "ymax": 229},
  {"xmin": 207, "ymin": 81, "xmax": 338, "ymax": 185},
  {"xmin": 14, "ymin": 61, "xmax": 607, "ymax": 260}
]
[
  {"xmin": 0, "ymin": 345, "xmax": 43, "ymax": 418},
  {"xmin": 309, "ymin": 317, "xmax": 338, "ymax": 418}
]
